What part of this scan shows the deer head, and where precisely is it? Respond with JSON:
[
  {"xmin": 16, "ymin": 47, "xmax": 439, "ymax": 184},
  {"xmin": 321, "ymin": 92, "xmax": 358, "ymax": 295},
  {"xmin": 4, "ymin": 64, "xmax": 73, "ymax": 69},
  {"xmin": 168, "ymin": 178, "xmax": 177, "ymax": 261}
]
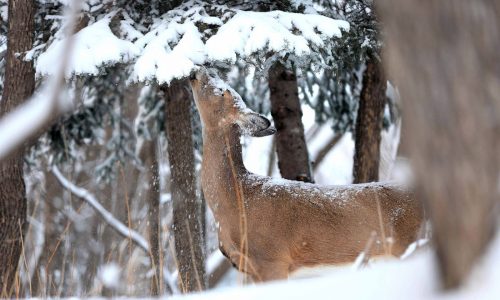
[{"xmin": 190, "ymin": 69, "xmax": 276, "ymax": 137}]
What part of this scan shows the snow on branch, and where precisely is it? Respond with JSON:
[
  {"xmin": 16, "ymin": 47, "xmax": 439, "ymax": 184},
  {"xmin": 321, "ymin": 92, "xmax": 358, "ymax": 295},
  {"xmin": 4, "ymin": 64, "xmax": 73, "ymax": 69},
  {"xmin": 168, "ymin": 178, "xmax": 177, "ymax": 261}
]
[
  {"xmin": 52, "ymin": 166, "xmax": 150, "ymax": 253},
  {"xmin": 37, "ymin": 12, "xmax": 140, "ymax": 77},
  {"xmin": 205, "ymin": 11, "xmax": 349, "ymax": 64},
  {"xmin": 133, "ymin": 10, "xmax": 348, "ymax": 84},
  {"xmin": 133, "ymin": 21, "xmax": 205, "ymax": 84},
  {"xmin": 34, "ymin": 2, "xmax": 349, "ymax": 85}
]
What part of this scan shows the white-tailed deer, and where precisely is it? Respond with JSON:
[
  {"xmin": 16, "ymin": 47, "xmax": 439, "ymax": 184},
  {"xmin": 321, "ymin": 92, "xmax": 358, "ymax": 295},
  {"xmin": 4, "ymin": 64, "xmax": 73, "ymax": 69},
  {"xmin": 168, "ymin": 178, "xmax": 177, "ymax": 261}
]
[{"xmin": 190, "ymin": 69, "xmax": 424, "ymax": 282}]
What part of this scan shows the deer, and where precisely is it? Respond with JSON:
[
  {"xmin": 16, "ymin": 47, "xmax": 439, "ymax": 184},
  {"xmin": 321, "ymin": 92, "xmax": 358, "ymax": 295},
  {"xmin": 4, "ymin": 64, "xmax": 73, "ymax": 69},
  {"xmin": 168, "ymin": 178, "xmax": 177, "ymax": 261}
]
[{"xmin": 189, "ymin": 69, "xmax": 424, "ymax": 282}]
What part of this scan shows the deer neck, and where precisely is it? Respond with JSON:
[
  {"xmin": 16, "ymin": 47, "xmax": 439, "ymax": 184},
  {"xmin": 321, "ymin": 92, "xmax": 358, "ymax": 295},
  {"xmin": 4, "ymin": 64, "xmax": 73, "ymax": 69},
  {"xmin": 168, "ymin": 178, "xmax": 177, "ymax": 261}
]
[{"xmin": 201, "ymin": 124, "xmax": 247, "ymax": 211}]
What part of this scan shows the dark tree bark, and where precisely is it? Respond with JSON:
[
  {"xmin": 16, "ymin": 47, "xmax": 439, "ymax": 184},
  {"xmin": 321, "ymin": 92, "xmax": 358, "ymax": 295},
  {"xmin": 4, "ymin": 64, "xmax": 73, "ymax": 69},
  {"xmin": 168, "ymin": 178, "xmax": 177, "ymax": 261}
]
[
  {"xmin": 163, "ymin": 80, "xmax": 206, "ymax": 292},
  {"xmin": 144, "ymin": 139, "xmax": 162, "ymax": 295},
  {"xmin": 0, "ymin": 0, "xmax": 35, "ymax": 296},
  {"xmin": 352, "ymin": 58, "xmax": 387, "ymax": 184},
  {"xmin": 377, "ymin": 0, "xmax": 500, "ymax": 289},
  {"xmin": 269, "ymin": 62, "xmax": 313, "ymax": 183}
]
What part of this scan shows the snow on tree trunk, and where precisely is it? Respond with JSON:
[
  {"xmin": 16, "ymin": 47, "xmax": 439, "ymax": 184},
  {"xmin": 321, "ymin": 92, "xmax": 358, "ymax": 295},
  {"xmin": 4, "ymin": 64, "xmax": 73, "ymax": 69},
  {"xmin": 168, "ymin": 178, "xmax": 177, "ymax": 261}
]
[
  {"xmin": 269, "ymin": 62, "xmax": 313, "ymax": 183},
  {"xmin": 0, "ymin": 0, "xmax": 35, "ymax": 296},
  {"xmin": 377, "ymin": 0, "xmax": 500, "ymax": 289},
  {"xmin": 163, "ymin": 80, "xmax": 206, "ymax": 292},
  {"xmin": 352, "ymin": 58, "xmax": 387, "ymax": 184}
]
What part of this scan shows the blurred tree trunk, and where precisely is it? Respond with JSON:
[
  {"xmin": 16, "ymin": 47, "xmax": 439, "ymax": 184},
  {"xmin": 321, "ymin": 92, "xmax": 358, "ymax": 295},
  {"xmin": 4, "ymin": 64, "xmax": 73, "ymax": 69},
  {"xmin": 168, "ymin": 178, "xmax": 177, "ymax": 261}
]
[
  {"xmin": 269, "ymin": 62, "xmax": 313, "ymax": 183},
  {"xmin": 0, "ymin": 0, "xmax": 35, "ymax": 296},
  {"xmin": 31, "ymin": 172, "xmax": 65, "ymax": 297},
  {"xmin": 377, "ymin": 0, "xmax": 500, "ymax": 289},
  {"xmin": 163, "ymin": 80, "xmax": 206, "ymax": 292},
  {"xmin": 352, "ymin": 58, "xmax": 386, "ymax": 183},
  {"xmin": 143, "ymin": 139, "xmax": 161, "ymax": 295}
]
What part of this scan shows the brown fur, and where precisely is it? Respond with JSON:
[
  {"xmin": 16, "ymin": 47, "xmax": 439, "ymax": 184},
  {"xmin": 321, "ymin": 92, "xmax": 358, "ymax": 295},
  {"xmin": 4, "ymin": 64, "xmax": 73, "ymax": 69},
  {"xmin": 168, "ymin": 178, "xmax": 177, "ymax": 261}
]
[{"xmin": 190, "ymin": 71, "xmax": 424, "ymax": 282}]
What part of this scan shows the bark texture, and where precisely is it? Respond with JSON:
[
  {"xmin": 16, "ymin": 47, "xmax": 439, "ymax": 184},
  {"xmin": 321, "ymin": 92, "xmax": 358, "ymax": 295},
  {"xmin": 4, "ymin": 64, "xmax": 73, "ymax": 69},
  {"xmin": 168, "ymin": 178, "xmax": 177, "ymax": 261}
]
[
  {"xmin": 377, "ymin": 0, "xmax": 500, "ymax": 289},
  {"xmin": 352, "ymin": 58, "xmax": 386, "ymax": 184},
  {"xmin": 163, "ymin": 80, "xmax": 206, "ymax": 292},
  {"xmin": 144, "ymin": 140, "xmax": 161, "ymax": 295},
  {"xmin": 269, "ymin": 63, "xmax": 313, "ymax": 183},
  {"xmin": 0, "ymin": 0, "xmax": 35, "ymax": 296}
]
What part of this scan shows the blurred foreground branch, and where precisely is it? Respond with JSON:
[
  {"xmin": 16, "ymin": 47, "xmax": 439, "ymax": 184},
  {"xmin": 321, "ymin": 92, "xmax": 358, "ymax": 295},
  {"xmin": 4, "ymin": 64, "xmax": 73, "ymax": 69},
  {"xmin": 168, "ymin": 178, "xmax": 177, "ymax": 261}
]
[{"xmin": 0, "ymin": 0, "xmax": 81, "ymax": 162}]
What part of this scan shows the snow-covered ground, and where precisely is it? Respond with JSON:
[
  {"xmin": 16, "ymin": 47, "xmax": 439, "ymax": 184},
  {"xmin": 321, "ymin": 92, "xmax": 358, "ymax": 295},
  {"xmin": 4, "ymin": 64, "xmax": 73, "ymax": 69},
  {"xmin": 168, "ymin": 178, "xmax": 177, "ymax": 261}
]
[{"xmin": 171, "ymin": 231, "xmax": 500, "ymax": 300}]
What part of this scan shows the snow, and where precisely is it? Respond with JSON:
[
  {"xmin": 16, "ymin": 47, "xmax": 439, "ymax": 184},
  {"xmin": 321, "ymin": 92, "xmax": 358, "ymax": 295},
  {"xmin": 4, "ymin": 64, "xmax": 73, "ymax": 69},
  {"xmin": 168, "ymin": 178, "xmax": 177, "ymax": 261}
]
[
  {"xmin": 35, "ymin": 7, "xmax": 349, "ymax": 84},
  {"xmin": 168, "ymin": 231, "xmax": 500, "ymax": 300},
  {"xmin": 0, "ymin": 5, "xmax": 7, "ymax": 22},
  {"xmin": 133, "ymin": 21, "xmax": 205, "ymax": 84},
  {"xmin": 36, "ymin": 13, "xmax": 140, "ymax": 77},
  {"xmin": 205, "ymin": 71, "xmax": 252, "ymax": 114},
  {"xmin": 205, "ymin": 250, "xmax": 227, "ymax": 276},
  {"xmin": 205, "ymin": 11, "xmax": 349, "ymax": 64},
  {"xmin": 98, "ymin": 263, "xmax": 121, "ymax": 288}
]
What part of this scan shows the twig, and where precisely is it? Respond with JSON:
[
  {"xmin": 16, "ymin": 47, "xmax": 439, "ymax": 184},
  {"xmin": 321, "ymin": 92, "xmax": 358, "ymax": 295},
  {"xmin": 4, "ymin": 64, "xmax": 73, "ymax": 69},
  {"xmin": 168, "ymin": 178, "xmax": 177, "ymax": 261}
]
[{"xmin": 51, "ymin": 166, "xmax": 150, "ymax": 253}]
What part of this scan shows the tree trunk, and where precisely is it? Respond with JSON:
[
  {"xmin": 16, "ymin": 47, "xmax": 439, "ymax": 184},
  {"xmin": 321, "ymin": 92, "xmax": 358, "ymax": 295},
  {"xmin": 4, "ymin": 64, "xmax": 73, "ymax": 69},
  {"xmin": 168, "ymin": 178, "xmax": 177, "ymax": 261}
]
[
  {"xmin": 377, "ymin": 0, "xmax": 500, "ymax": 289},
  {"xmin": 0, "ymin": 0, "xmax": 35, "ymax": 296},
  {"xmin": 352, "ymin": 58, "xmax": 386, "ymax": 184},
  {"xmin": 269, "ymin": 62, "xmax": 313, "ymax": 183},
  {"xmin": 144, "ymin": 139, "xmax": 162, "ymax": 296},
  {"xmin": 163, "ymin": 80, "xmax": 206, "ymax": 292}
]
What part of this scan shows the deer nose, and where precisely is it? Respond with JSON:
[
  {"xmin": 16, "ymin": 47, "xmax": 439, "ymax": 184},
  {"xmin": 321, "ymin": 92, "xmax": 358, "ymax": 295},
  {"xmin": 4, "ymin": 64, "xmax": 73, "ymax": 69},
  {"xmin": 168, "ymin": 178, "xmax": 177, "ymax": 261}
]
[
  {"xmin": 252, "ymin": 115, "xmax": 271, "ymax": 128},
  {"xmin": 251, "ymin": 115, "xmax": 276, "ymax": 137}
]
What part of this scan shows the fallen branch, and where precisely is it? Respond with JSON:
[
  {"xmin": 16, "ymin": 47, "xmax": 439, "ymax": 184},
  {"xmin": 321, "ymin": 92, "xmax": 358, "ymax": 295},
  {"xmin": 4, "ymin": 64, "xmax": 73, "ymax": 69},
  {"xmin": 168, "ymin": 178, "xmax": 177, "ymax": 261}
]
[{"xmin": 51, "ymin": 166, "xmax": 149, "ymax": 253}]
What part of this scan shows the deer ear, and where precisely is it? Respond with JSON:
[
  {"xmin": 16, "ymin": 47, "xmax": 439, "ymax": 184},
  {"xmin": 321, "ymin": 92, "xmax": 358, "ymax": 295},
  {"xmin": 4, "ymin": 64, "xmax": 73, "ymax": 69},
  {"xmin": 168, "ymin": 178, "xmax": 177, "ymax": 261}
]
[{"xmin": 237, "ymin": 112, "xmax": 276, "ymax": 137}]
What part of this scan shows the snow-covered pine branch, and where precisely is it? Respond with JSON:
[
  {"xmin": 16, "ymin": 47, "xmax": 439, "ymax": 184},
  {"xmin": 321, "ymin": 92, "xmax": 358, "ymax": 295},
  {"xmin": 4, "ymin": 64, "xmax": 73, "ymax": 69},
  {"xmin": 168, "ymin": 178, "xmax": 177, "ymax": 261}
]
[
  {"xmin": 136, "ymin": 8, "xmax": 348, "ymax": 84},
  {"xmin": 34, "ymin": 1, "xmax": 349, "ymax": 85},
  {"xmin": 37, "ymin": 12, "xmax": 139, "ymax": 77},
  {"xmin": 52, "ymin": 165, "xmax": 150, "ymax": 253}
]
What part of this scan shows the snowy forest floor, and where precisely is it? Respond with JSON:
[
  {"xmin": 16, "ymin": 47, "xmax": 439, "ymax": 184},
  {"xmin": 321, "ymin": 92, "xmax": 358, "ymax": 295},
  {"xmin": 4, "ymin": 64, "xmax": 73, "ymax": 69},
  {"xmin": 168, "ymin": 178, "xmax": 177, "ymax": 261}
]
[{"xmin": 176, "ymin": 231, "xmax": 500, "ymax": 300}]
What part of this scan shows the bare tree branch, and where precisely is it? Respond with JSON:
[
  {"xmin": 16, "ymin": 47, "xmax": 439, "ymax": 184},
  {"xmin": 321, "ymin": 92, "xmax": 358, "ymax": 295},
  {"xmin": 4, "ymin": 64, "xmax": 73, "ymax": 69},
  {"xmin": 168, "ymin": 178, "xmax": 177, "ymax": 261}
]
[
  {"xmin": 51, "ymin": 166, "xmax": 150, "ymax": 253},
  {"xmin": 312, "ymin": 133, "xmax": 343, "ymax": 171}
]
